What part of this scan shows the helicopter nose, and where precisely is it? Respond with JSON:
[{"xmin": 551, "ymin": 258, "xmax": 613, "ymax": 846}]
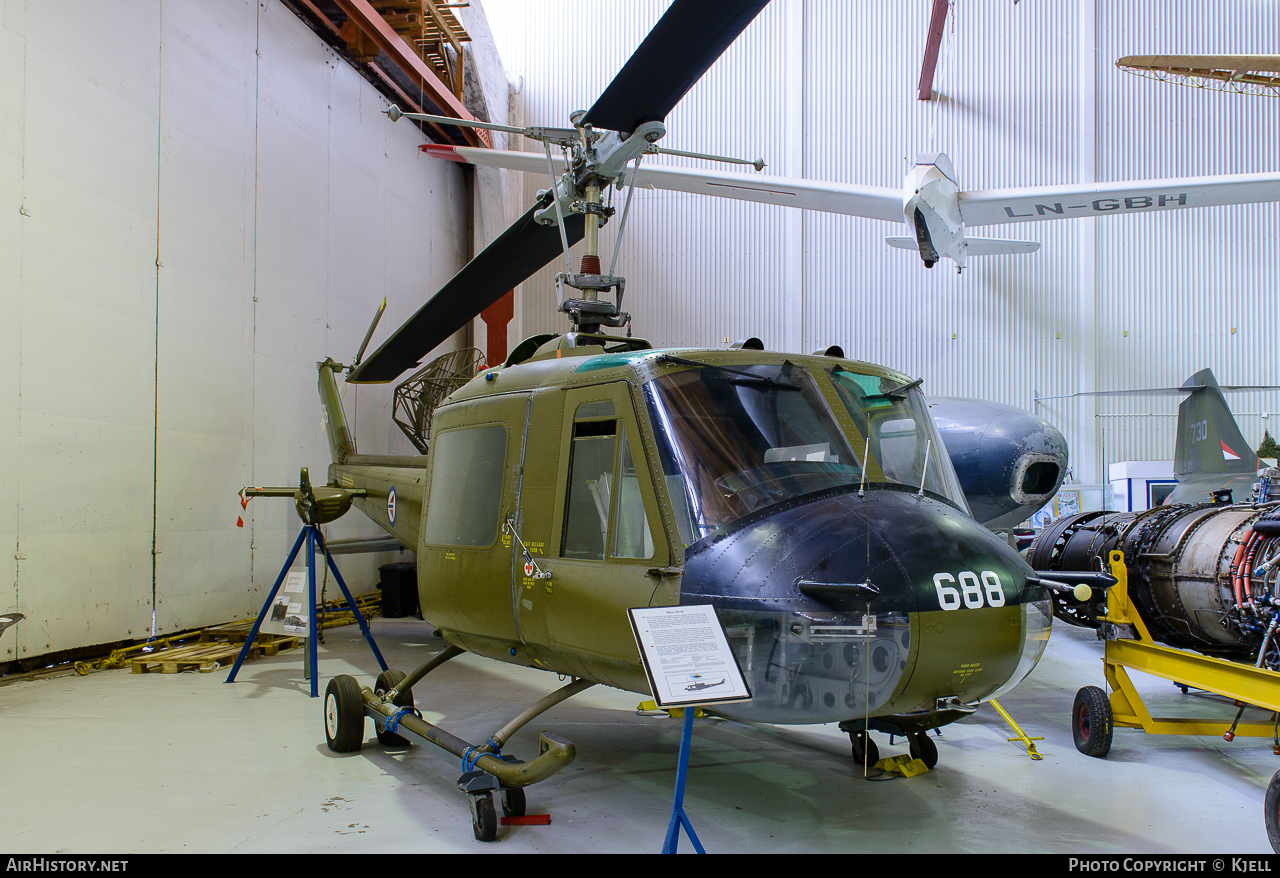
[{"xmin": 680, "ymin": 486, "xmax": 1049, "ymax": 725}]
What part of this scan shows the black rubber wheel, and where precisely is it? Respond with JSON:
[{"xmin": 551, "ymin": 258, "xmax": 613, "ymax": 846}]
[
  {"xmin": 1265, "ymin": 771, "xmax": 1280, "ymax": 853},
  {"xmin": 1072, "ymin": 685, "xmax": 1113, "ymax": 758},
  {"xmin": 471, "ymin": 793, "xmax": 498, "ymax": 842},
  {"xmin": 374, "ymin": 669, "xmax": 414, "ymax": 748},
  {"xmin": 849, "ymin": 730, "xmax": 879, "ymax": 768},
  {"xmin": 909, "ymin": 730, "xmax": 939, "ymax": 769},
  {"xmin": 501, "ymin": 787, "xmax": 527, "ymax": 818},
  {"xmin": 324, "ymin": 675, "xmax": 365, "ymax": 753}
]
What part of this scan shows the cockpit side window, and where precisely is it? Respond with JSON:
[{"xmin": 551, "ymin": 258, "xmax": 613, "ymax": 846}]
[
  {"xmin": 827, "ymin": 368, "xmax": 967, "ymax": 508},
  {"xmin": 560, "ymin": 400, "xmax": 654, "ymax": 561}
]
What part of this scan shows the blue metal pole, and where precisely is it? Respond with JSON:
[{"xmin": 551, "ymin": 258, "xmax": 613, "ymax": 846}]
[
  {"xmin": 225, "ymin": 526, "xmax": 308, "ymax": 684},
  {"xmin": 661, "ymin": 708, "xmax": 705, "ymax": 854},
  {"xmin": 307, "ymin": 526, "xmax": 319, "ymax": 698}
]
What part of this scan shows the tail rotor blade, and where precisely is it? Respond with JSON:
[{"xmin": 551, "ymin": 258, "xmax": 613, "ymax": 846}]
[{"xmin": 352, "ymin": 297, "xmax": 387, "ymax": 369}]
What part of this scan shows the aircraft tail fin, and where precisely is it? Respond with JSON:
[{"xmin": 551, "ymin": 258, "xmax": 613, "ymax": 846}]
[
  {"xmin": 318, "ymin": 358, "xmax": 356, "ymax": 464},
  {"xmin": 1173, "ymin": 368, "xmax": 1257, "ymax": 477}
]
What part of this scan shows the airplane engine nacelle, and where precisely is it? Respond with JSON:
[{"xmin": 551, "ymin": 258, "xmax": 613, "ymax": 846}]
[
  {"xmin": 1029, "ymin": 505, "xmax": 1280, "ymax": 661},
  {"xmin": 931, "ymin": 398, "xmax": 1068, "ymax": 531}
]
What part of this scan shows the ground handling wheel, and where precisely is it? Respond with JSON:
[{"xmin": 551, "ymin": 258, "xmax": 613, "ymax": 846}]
[
  {"xmin": 374, "ymin": 669, "xmax": 414, "ymax": 748},
  {"xmin": 469, "ymin": 792, "xmax": 498, "ymax": 842},
  {"xmin": 909, "ymin": 730, "xmax": 939, "ymax": 769},
  {"xmin": 501, "ymin": 786, "xmax": 527, "ymax": 818},
  {"xmin": 324, "ymin": 675, "xmax": 365, "ymax": 753},
  {"xmin": 1265, "ymin": 771, "xmax": 1280, "ymax": 853},
  {"xmin": 1072, "ymin": 685, "xmax": 1113, "ymax": 758},
  {"xmin": 849, "ymin": 729, "xmax": 879, "ymax": 768}
]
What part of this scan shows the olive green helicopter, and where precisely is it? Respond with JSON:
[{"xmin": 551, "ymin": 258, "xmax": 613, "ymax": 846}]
[{"xmin": 251, "ymin": 0, "xmax": 1099, "ymax": 842}]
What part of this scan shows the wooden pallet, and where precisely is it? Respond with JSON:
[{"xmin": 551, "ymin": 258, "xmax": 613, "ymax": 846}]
[
  {"xmin": 199, "ymin": 621, "xmax": 306, "ymax": 647},
  {"xmin": 131, "ymin": 634, "xmax": 302, "ymax": 674},
  {"xmin": 131, "ymin": 641, "xmax": 256, "ymax": 674}
]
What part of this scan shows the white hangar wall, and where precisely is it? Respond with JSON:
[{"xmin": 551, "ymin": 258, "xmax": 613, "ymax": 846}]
[
  {"xmin": 483, "ymin": 0, "xmax": 1280, "ymax": 490},
  {"xmin": 0, "ymin": 0, "xmax": 473, "ymax": 661}
]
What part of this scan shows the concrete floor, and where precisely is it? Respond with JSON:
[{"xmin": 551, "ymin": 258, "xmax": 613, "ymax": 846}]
[{"xmin": 2, "ymin": 617, "xmax": 1277, "ymax": 854}]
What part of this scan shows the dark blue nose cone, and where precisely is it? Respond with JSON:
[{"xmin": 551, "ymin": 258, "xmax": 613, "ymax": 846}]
[
  {"xmin": 681, "ymin": 484, "xmax": 1032, "ymax": 614},
  {"xmin": 679, "ymin": 485, "xmax": 1039, "ymax": 725}
]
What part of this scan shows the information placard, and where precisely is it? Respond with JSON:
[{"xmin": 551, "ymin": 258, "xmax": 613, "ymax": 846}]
[
  {"xmin": 628, "ymin": 605, "xmax": 751, "ymax": 708},
  {"xmin": 261, "ymin": 570, "xmax": 309, "ymax": 636}
]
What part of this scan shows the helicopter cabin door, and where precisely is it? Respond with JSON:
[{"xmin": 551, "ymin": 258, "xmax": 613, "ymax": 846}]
[
  {"xmin": 529, "ymin": 382, "xmax": 670, "ymax": 684},
  {"xmin": 418, "ymin": 392, "xmax": 531, "ymax": 653}
]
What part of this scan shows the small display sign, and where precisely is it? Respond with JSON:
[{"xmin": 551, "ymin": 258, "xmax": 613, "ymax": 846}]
[
  {"xmin": 627, "ymin": 605, "xmax": 751, "ymax": 708},
  {"xmin": 262, "ymin": 570, "xmax": 309, "ymax": 636}
]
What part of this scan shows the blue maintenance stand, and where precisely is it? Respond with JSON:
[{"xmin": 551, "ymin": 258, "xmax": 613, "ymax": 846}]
[
  {"xmin": 662, "ymin": 706, "xmax": 706, "ymax": 854},
  {"xmin": 225, "ymin": 522, "xmax": 387, "ymax": 697}
]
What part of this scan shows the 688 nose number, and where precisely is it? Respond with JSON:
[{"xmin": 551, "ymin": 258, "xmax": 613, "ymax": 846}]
[{"xmin": 932, "ymin": 571, "xmax": 1005, "ymax": 610}]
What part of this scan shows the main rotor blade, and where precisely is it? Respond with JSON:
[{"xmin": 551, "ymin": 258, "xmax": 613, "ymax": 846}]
[
  {"xmin": 348, "ymin": 197, "xmax": 585, "ymax": 384},
  {"xmin": 583, "ymin": 0, "xmax": 772, "ymax": 134},
  {"xmin": 431, "ymin": 145, "xmax": 905, "ymax": 223}
]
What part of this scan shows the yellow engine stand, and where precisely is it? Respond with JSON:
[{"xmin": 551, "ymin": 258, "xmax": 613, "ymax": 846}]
[{"xmin": 1096, "ymin": 549, "xmax": 1280, "ymax": 745}]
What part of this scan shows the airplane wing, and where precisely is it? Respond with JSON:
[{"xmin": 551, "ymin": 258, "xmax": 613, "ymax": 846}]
[
  {"xmin": 958, "ymin": 172, "xmax": 1280, "ymax": 227},
  {"xmin": 422, "ymin": 145, "xmax": 904, "ymax": 223},
  {"xmin": 425, "ymin": 146, "xmax": 1280, "ymax": 258}
]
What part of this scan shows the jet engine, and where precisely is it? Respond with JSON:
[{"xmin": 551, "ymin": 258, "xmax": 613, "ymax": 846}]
[{"xmin": 1029, "ymin": 503, "xmax": 1280, "ymax": 664}]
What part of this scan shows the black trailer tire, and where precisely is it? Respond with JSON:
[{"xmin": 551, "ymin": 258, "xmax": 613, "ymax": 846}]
[
  {"xmin": 471, "ymin": 793, "xmax": 498, "ymax": 842},
  {"xmin": 1072, "ymin": 686, "xmax": 1113, "ymax": 758},
  {"xmin": 909, "ymin": 730, "xmax": 939, "ymax": 769},
  {"xmin": 1266, "ymin": 771, "xmax": 1280, "ymax": 853},
  {"xmin": 502, "ymin": 787, "xmax": 527, "ymax": 818},
  {"xmin": 374, "ymin": 669, "xmax": 414, "ymax": 748},
  {"xmin": 1259, "ymin": 773, "xmax": 1280, "ymax": 854},
  {"xmin": 324, "ymin": 675, "xmax": 365, "ymax": 753}
]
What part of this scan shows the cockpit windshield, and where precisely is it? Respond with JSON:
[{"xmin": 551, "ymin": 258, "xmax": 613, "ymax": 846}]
[{"xmin": 644, "ymin": 360, "xmax": 967, "ymax": 545}]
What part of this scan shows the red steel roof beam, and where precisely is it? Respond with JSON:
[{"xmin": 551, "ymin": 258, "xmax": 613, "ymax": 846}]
[
  {"xmin": 918, "ymin": 0, "xmax": 950, "ymax": 101},
  {"xmin": 331, "ymin": 0, "xmax": 490, "ymax": 147}
]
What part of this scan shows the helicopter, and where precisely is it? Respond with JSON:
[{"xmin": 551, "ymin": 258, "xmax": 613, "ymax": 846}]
[{"xmin": 268, "ymin": 0, "xmax": 1098, "ymax": 843}]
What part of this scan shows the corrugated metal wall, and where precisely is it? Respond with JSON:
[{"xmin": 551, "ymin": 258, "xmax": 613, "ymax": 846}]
[{"xmin": 484, "ymin": 0, "xmax": 1280, "ymax": 487}]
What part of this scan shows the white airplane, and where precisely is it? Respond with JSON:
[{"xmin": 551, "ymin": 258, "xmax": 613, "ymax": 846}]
[{"xmin": 423, "ymin": 143, "xmax": 1280, "ymax": 272}]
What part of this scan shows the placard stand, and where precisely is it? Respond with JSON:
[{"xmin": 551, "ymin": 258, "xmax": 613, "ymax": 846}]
[
  {"xmin": 662, "ymin": 706, "xmax": 706, "ymax": 854},
  {"xmin": 628, "ymin": 605, "xmax": 752, "ymax": 855},
  {"xmin": 225, "ymin": 522, "xmax": 388, "ymax": 697}
]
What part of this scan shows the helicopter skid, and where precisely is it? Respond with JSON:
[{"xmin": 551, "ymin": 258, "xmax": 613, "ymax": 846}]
[{"xmin": 361, "ymin": 685, "xmax": 577, "ymax": 789}]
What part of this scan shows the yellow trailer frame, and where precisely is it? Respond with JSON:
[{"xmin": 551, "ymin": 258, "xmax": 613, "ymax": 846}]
[
  {"xmin": 1097, "ymin": 549, "xmax": 1280, "ymax": 744},
  {"xmin": 1090, "ymin": 549, "xmax": 1280, "ymax": 854}
]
